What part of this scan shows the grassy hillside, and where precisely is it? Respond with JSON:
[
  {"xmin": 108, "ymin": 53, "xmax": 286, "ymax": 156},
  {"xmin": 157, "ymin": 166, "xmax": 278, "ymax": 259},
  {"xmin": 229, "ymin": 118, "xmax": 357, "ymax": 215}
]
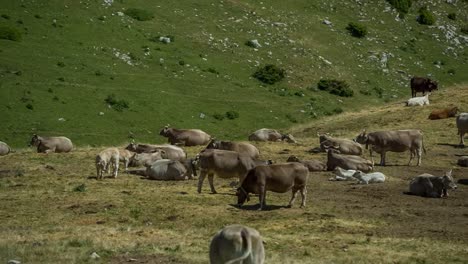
[
  {"xmin": 0, "ymin": 85, "xmax": 467, "ymax": 263},
  {"xmin": 1, "ymin": 0, "xmax": 468, "ymax": 148}
]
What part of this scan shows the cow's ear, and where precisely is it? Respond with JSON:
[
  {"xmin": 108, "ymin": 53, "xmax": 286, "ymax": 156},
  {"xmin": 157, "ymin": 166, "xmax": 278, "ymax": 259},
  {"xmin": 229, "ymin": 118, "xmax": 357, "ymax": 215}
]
[{"xmin": 445, "ymin": 169, "xmax": 452, "ymax": 177}]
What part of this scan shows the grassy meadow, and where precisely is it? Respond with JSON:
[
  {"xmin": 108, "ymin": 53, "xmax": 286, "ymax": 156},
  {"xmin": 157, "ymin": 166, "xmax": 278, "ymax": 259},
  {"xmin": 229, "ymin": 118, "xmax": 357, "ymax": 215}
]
[{"xmin": 1, "ymin": 86, "xmax": 468, "ymax": 263}]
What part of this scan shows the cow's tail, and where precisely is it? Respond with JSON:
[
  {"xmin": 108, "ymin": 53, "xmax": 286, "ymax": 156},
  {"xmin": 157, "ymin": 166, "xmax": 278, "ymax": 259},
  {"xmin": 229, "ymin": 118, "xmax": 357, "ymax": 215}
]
[
  {"xmin": 225, "ymin": 228, "xmax": 252, "ymax": 264},
  {"xmin": 422, "ymin": 133, "xmax": 427, "ymax": 155}
]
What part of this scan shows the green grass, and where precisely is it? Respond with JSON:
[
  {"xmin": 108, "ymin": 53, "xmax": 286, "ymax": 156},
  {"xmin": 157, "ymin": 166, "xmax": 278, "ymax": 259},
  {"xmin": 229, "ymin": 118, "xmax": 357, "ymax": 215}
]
[{"xmin": 0, "ymin": 0, "xmax": 468, "ymax": 150}]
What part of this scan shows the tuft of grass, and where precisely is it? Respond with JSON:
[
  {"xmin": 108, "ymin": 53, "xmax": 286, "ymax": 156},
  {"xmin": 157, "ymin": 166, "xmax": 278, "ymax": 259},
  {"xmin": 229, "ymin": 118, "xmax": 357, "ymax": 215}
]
[
  {"xmin": 417, "ymin": 7, "xmax": 436, "ymax": 25},
  {"xmin": 447, "ymin": 13, "xmax": 457, "ymax": 21},
  {"xmin": 318, "ymin": 79, "xmax": 353, "ymax": 97},
  {"xmin": 461, "ymin": 25, "xmax": 468, "ymax": 35},
  {"xmin": 73, "ymin": 184, "xmax": 86, "ymax": 192},
  {"xmin": 225, "ymin": 111, "xmax": 239, "ymax": 120},
  {"xmin": 346, "ymin": 22, "xmax": 367, "ymax": 38},
  {"xmin": 253, "ymin": 64, "xmax": 285, "ymax": 85},
  {"xmin": 124, "ymin": 8, "xmax": 154, "ymax": 21},
  {"xmin": 104, "ymin": 94, "xmax": 129, "ymax": 112},
  {"xmin": 386, "ymin": 0, "xmax": 412, "ymax": 14},
  {"xmin": 0, "ymin": 26, "xmax": 22, "ymax": 41}
]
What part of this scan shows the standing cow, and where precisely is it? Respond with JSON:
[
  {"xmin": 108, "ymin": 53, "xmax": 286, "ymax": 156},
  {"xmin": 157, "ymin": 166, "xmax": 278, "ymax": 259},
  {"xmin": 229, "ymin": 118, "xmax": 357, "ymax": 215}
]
[
  {"xmin": 159, "ymin": 126, "xmax": 211, "ymax": 146},
  {"xmin": 410, "ymin": 77, "xmax": 438, "ymax": 98},
  {"xmin": 0, "ymin": 141, "xmax": 11, "ymax": 156},
  {"xmin": 248, "ymin": 128, "xmax": 296, "ymax": 143},
  {"xmin": 456, "ymin": 113, "xmax": 468, "ymax": 146},
  {"xmin": 29, "ymin": 134, "xmax": 73, "ymax": 153},
  {"xmin": 355, "ymin": 130, "xmax": 426, "ymax": 166},
  {"xmin": 205, "ymin": 139, "xmax": 260, "ymax": 159}
]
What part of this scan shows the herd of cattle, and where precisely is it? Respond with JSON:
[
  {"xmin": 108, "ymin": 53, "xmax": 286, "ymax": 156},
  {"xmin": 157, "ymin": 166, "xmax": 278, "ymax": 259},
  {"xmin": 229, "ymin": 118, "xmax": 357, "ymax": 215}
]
[{"xmin": 0, "ymin": 77, "xmax": 467, "ymax": 263}]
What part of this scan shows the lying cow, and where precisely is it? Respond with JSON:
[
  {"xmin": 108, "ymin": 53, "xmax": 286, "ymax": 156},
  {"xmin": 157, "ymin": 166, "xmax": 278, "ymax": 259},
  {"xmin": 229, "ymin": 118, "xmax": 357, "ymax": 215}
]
[
  {"xmin": 458, "ymin": 156, "xmax": 468, "ymax": 167},
  {"xmin": 329, "ymin": 167, "xmax": 357, "ymax": 181},
  {"xmin": 145, "ymin": 159, "xmax": 192, "ymax": 180},
  {"xmin": 125, "ymin": 143, "xmax": 186, "ymax": 161},
  {"xmin": 159, "ymin": 125, "xmax": 211, "ymax": 146},
  {"xmin": 406, "ymin": 94, "xmax": 429, "ymax": 106},
  {"xmin": 457, "ymin": 112, "xmax": 468, "ymax": 146},
  {"xmin": 428, "ymin": 106, "xmax": 458, "ymax": 120},
  {"xmin": 352, "ymin": 171, "xmax": 386, "ymax": 184},
  {"xmin": 286, "ymin": 155, "xmax": 326, "ymax": 172},
  {"xmin": 0, "ymin": 141, "xmax": 11, "ymax": 156},
  {"xmin": 210, "ymin": 225, "xmax": 265, "ymax": 264},
  {"xmin": 205, "ymin": 139, "xmax": 260, "ymax": 159},
  {"xmin": 355, "ymin": 129, "xmax": 425, "ymax": 166},
  {"xmin": 248, "ymin": 128, "xmax": 296, "ymax": 143},
  {"xmin": 318, "ymin": 133, "xmax": 363, "ymax": 155},
  {"xmin": 326, "ymin": 149, "xmax": 373, "ymax": 172},
  {"xmin": 128, "ymin": 150, "xmax": 164, "ymax": 167},
  {"xmin": 29, "ymin": 134, "xmax": 73, "ymax": 153},
  {"xmin": 410, "ymin": 76, "xmax": 438, "ymax": 98},
  {"xmin": 236, "ymin": 163, "xmax": 309, "ymax": 210},
  {"xmin": 408, "ymin": 170, "xmax": 457, "ymax": 198},
  {"xmin": 96, "ymin": 148, "xmax": 119, "ymax": 179}
]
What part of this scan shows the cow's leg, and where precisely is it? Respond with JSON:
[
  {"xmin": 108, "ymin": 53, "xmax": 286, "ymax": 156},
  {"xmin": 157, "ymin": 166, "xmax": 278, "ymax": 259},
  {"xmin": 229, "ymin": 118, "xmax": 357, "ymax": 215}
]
[
  {"xmin": 408, "ymin": 150, "xmax": 415, "ymax": 166},
  {"xmin": 208, "ymin": 173, "xmax": 217, "ymax": 194},
  {"xmin": 380, "ymin": 152, "xmax": 386, "ymax": 166},
  {"xmin": 113, "ymin": 160, "xmax": 119, "ymax": 178},
  {"xmin": 369, "ymin": 149, "xmax": 375, "ymax": 166},
  {"xmin": 288, "ymin": 186, "xmax": 300, "ymax": 208},
  {"xmin": 299, "ymin": 186, "xmax": 307, "ymax": 208},
  {"xmin": 124, "ymin": 158, "xmax": 129, "ymax": 172},
  {"xmin": 258, "ymin": 185, "xmax": 266, "ymax": 210},
  {"xmin": 96, "ymin": 166, "xmax": 100, "ymax": 179},
  {"xmin": 460, "ymin": 132, "xmax": 465, "ymax": 147},
  {"xmin": 416, "ymin": 147, "xmax": 422, "ymax": 166},
  {"xmin": 197, "ymin": 169, "xmax": 207, "ymax": 193}
]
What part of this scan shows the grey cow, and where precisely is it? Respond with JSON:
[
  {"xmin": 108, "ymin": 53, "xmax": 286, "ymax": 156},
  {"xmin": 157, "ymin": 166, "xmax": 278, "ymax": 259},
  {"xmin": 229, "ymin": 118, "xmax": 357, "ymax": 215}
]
[
  {"xmin": 326, "ymin": 149, "xmax": 373, "ymax": 172},
  {"xmin": 0, "ymin": 141, "xmax": 11, "ymax": 156},
  {"xmin": 210, "ymin": 225, "xmax": 265, "ymax": 264},
  {"xmin": 248, "ymin": 128, "xmax": 296, "ymax": 143},
  {"xmin": 145, "ymin": 159, "xmax": 192, "ymax": 180},
  {"xmin": 29, "ymin": 134, "xmax": 73, "ymax": 153},
  {"xmin": 408, "ymin": 170, "xmax": 457, "ymax": 198},
  {"xmin": 205, "ymin": 139, "xmax": 260, "ymax": 159},
  {"xmin": 456, "ymin": 113, "xmax": 468, "ymax": 146},
  {"xmin": 286, "ymin": 155, "xmax": 326, "ymax": 172}
]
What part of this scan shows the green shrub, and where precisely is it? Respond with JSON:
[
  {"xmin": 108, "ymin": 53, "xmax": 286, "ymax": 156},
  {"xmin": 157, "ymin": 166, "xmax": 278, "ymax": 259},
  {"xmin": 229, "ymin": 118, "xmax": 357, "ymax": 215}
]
[
  {"xmin": 448, "ymin": 69, "xmax": 456, "ymax": 75},
  {"xmin": 253, "ymin": 64, "xmax": 285, "ymax": 84},
  {"xmin": 417, "ymin": 7, "xmax": 436, "ymax": 25},
  {"xmin": 447, "ymin": 13, "xmax": 457, "ymax": 20},
  {"xmin": 225, "ymin": 111, "xmax": 239, "ymax": 120},
  {"xmin": 105, "ymin": 94, "xmax": 129, "ymax": 112},
  {"xmin": 178, "ymin": 60, "xmax": 185, "ymax": 66},
  {"xmin": 206, "ymin": 67, "xmax": 219, "ymax": 75},
  {"xmin": 346, "ymin": 22, "xmax": 367, "ymax": 38},
  {"xmin": 212, "ymin": 113, "xmax": 225, "ymax": 120},
  {"xmin": 332, "ymin": 107, "xmax": 344, "ymax": 114},
  {"xmin": 373, "ymin": 86, "xmax": 384, "ymax": 98},
  {"xmin": 317, "ymin": 79, "xmax": 353, "ymax": 97},
  {"xmin": 0, "ymin": 26, "xmax": 22, "ymax": 41},
  {"xmin": 124, "ymin": 8, "xmax": 154, "ymax": 21},
  {"xmin": 57, "ymin": 61, "xmax": 65, "ymax": 67},
  {"xmin": 25, "ymin": 103, "xmax": 33, "ymax": 110},
  {"xmin": 73, "ymin": 184, "xmax": 86, "ymax": 192},
  {"xmin": 285, "ymin": 114, "xmax": 298, "ymax": 123},
  {"xmin": 1, "ymin": 14, "xmax": 10, "ymax": 20},
  {"xmin": 386, "ymin": 0, "xmax": 412, "ymax": 14},
  {"xmin": 461, "ymin": 25, "xmax": 468, "ymax": 34}
]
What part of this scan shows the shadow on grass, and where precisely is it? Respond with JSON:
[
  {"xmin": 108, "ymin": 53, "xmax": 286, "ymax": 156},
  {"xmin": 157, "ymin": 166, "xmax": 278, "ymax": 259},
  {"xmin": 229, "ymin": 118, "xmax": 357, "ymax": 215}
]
[
  {"xmin": 437, "ymin": 143, "xmax": 465, "ymax": 148},
  {"xmin": 229, "ymin": 203, "xmax": 288, "ymax": 211}
]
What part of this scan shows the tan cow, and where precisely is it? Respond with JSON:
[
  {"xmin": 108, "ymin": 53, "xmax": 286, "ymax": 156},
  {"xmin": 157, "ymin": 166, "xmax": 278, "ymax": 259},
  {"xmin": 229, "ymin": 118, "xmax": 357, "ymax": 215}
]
[
  {"xmin": 29, "ymin": 134, "xmax": 73, "ymax": 153},
  {"xmin": 118, "ymin": 149, "xmax": 133, "ymax": 171},
  {"xmin": 355, "ymin": 129, "xmax": 426, "ymax": 166},
  {"xmin": 128, "ymin": 150, "xmax": 164, "ymax": 167},
  {"xmin": 145, "ymin": 159, "xmax": 191, "ymax": 180},
  {"xmin": 326, "ymin": 149, "xmax": 373, "ymax": 172},
  {"xmin": 96, "ymin": 148, "xmax": 120, "ymax": 179},
  {"xmin": 205, "ymin": 139, "xmax": 260, "ymax": 159},
  {"xmin": 125, "ymin": 143, "xmax": 186, "ymax": 161},
  {"xmin": 318, "ymin": 133, "xmax": 363, "ymax": 155},
  {"xmin": 286, "ymin": 155, "xmax": 326, "ymax": 172},
  {"xmin": 248, "ymin": 128, "xmax": 296, "ymax": 143},
  {"xmin": 197, "ymin": 149, "xmax": 259, "ymax": 194},
  {"xmin": 0, "ymin": 141, "xmax": 11, "ymax": 156},
  {"xmin": 237, "ymin": 163, "xmax": 309, "ymax": 210},
  {"xmin": 159, "ymin": 126, "xmax": 211, "ymax": 146},
  {"xmin": 210, "ymin": 225, "xmax": 264, "ymax": 264}
]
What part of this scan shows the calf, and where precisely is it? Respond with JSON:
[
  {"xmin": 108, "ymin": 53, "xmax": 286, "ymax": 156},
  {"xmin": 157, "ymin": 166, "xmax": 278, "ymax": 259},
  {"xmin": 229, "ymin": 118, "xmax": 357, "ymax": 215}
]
[
  {"xmin": 236, "ymin": 163, "xmax": 309, "ymax": 210},
  {"xmin": 118, "ymin": 149, "xmax": 133, "ymax": 171},
  {"xmin": 406, "ymin": 94, "xmax": 429, "ymax": 106},
  {"xmin": 329, "ymin": 167, "xmax": 357, "ymax": 181},
  {"xmin": 408, "ymin": 170, "xmax": 457, "ymax": 198},
  {"xmin": 210, "ymin": 225, "xmax": 265, "ymax": 264},
  {"xmin": 352, "ymin": 171, "xmax": 386, "ymax": 184},
  {"xmin": 96, "ymin": 148, "xmax": 120, "ymax": 179}
]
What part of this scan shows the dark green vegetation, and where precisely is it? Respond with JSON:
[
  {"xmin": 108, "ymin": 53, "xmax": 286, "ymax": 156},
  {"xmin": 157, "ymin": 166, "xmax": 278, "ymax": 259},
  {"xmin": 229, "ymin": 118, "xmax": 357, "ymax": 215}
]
[
  {"xmin": 1, "ymin": 0, "xmax": 468, "ymax": 148},
  {"xmin": 386, "ymin": 0, "xmax": 412, "ymax": 14},
  {"xmin": 346, "ymin": 22, "xmax": 368, "ymax": 38},
  {"xmin": 0, "ymin": 25, "xmax": 21, "ymax": 41},
  {"xmin": 317, "ymin": 79, "xmax": 353, "ymax": 97},
  {"xmin": 124, "ymin": 8, "xmax": 154, "ymax": 21},
  {"xmin": 417, "ymin": 7, "xmax": 436, "ymax": 25},
  {"xmin": 253, "ymin": 64, "xmax": 285, "ymax": 84}
]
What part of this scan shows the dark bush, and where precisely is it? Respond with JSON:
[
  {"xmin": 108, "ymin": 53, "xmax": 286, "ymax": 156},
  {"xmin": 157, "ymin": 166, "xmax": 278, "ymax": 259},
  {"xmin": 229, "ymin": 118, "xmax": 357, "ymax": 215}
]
[
  {"xmin": 448, "ymin": 13, "xmax": 457, "ymax": 20},
  {"xmin": 346, "ymin": 22, "xmax": 367, "ymax": 38},
  {"xmin": 285, "ymin": 114, "xmax": 298, "ymax": 123},
  {"xmin": 34, "ymin": 14, "xmax": 42, "ymax": 19},
  {"xmin": 386, "ymin": 0, "xmax": 412, "ymax": 14},
  {"xmin": 73, "ymin": 184, "xmax": 86, "ymax": 192},
  {"xmin": 253, "ymin": 64, "xmax": 285, "ymax": 84},
  {"xmin": 332, "ymin": 107, "xmax": 344, "ymax": 114},
  {"xmin": 0, "ymin": 26, "xmax": 22, "ymax": 41},
  {"xmin": 225, "ymin": 111, "xmax": 239, "ymax": 120},
  {"xmin": 178, "ymin": 60, "xmax": 185, "ymax": 66},
  {"xmin": 461, "ymin": 25, "xmax": 468, "ymax": 34},
  {"xmin": 95, "ymin": 70, "xmax": 103, "ymax": 76},
  {"xmin": 448, "ymin": 69, "xmax": 456, "ymax": 75},
  {"xmin": 1, "ymin": 14, "xmax": 10, "ymax": 20},
  {"xmin": 417, "ymin": 7, "xmax": 436, "ymax": 25},
  {"xmin": 105, "ymin": 94, "xmax": 129, "ymax": 112},
  {"xmin": 212, "ymin": 113, "xmax": 225, "ymax": 120},
  {"xmin": 57, "ymin": 77, "xmax": 65, "ymax": 82},
  {"xmin": 206, "ymin": 67, "xmax": 219, "ymax": 75},
  {"xmin": 26, "ymin": 103, "xmax": 33, "ymax": 110},
  {"xmin": 57, "ymin": 61, "xmax": 65, "ymax": 67},
  {"xmin": 124, "ymin": 8, "xmax": 154, "ymax": 21},
  {"xmin": 317, "ymin": 79, "xmax": 354, "ymax": 97}
]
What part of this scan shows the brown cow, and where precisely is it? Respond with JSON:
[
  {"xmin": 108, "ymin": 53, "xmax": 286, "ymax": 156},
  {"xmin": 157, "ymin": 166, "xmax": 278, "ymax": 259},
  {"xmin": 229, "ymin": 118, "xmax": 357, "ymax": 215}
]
[
  {"xmin": 205, "ymin": 139, "xmax": 260, "ymax": 159},
  {"xmin": 236, "ymin": 163, "xmax": 309, "ymax": 210},
  {"xmin": 159, "ymin": 126, "xmax": 211, "ymax": 146},
  {"xmin": 428, "ymin": 106, "xmax": 458, "ymax": 120},
  {"xmin": 286, "ymin": 155, "xmax": 326, "ymax": 172},
  {"xmin": 410, "ymin": 77, "xmax": 438, "ymax": 98}
]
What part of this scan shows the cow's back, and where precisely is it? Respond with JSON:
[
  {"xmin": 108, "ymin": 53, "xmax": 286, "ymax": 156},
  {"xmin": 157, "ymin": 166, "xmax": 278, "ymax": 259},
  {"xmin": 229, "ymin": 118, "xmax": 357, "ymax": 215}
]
[
  {"xmin": 200, "ymin": 149, "xmax": 254, "ymax": 179},
  {"xmin": 457, "ymin": 113, "xmax": 468, "ymax": 131},
  {"xmin": 249, "ymin": 128, "xmax": 281, "ymax": 142},
  {"xmin": 179, "ymin": 129, "xmax": 211, "ymax": 146},
  {"xmin": 370, "ymin": 130, "xmax": 422, "ymax": 149},
  {"xmin": 40, "ymin": 136, "xmax": 73, "ymax": 153},
  {"xmin": 255, "ymin": 163, "xmax": 308, "ymax": 193},
  {"xmin": 0, "ymin": 141, "xmax": 10, "ymax": 156}
]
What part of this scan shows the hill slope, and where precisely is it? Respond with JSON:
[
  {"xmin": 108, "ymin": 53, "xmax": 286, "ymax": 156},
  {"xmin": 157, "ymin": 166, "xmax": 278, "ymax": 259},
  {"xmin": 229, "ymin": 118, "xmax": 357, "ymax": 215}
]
[{"xmin": 1, "ymin": 0, "xmax": 468, "ymax": 147}]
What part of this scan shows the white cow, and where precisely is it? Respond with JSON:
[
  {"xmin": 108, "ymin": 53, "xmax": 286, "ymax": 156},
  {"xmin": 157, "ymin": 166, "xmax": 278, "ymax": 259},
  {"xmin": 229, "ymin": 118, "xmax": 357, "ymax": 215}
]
[
  {"xmin": 406, "ymin": 94, "xmax": 429, "ymax": 106},
  {"xmin": 352, "ymin": 171, "xmax": 386, "ymax": 184},
  {"xmin": 96, "ymin": 148, "xmax": 120, "ymax": 179},
  {"xmin": 456, "ymin": 112, "xmax": 468, "ymax": 146},
  {"xmin": 329, "ymin": 167, "xmax": 357, "ymax": 181}
]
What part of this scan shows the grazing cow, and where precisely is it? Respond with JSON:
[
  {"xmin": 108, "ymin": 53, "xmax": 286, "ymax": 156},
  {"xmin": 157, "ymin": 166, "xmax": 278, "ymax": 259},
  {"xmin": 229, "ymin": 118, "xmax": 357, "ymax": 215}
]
[
  {"xmin": 145, "ymin": 159, "xmax": 191, "ymax": 180},
  {"xmin": 355, "ymin": 129, "xmax": 426, "ymax": 166},
  {"xmin": 326, "ymin": 149, "xmax": 373, "ymax": 172},
  {"xmin": 248, "ymin": 128, "xmax": 297, "ymax": 143},
  {"xmin": 318, "ymin": 133, "xmax": 363, "ymax": 155},
  {"xmin": 125, "ymin": 143, "xmax": 186, "ymax": 161},
  {"xmin": 329, "ymin": 167, "xmax": 357, "ymax": 181},
  {"xmin": 410, "ymin": 77, "xmax": 438, "ymax": 98},
  {"xmin": 406, "ymin": 94, "xmax": 429, "ymax": 106},
  {"xmin": 118, "ymin": 149, "xmax": 133, "ymax": 171},
  {"xmin": 96, "ymin": 148, "xmax": 119, "ymax": 179},
  {"xmin": 29, "ymin": 134, "xmax": 73, "ymax": 153},
  {"xmin": 456, "ymin": 113, "xmax": 468, "ymax": 146},
  {"xmin": 352, "ymin": 171, "xmax": 386, "ymax": 184},
  {"xmin": 286, "ymin": 155, "xmax": 326, "ymax": 172},
  {"xmin": 428, "ymin": 106, "xmax": 458, "ymax": 120},
  {"xmin": 205, "ymin": 139, "xmax": 260, "ymax": 159},
  {"xmin": 197, "ymin": 149, "xmax": 259, "ymax": 194},
  {"xmin": 0, "ymin": 141, "xmax": 10, "ymax": 156},
  {"xmin": 128, "ymin": 150, "xmax": 164, "ymax": 167},
  {"xmin": 408, "ymin": 170, "xmax": 457, "ymax": 198},
  {"xmin": 236, "ymin": 163, "xmax": 309, "ymax": 210},
  {"xmin": 210, "ymin": 225, "xmax": 265, "ymax": 264},
  {"xmin": 159, "ymin": 126, "xmax": 211, "ymax": 146}
]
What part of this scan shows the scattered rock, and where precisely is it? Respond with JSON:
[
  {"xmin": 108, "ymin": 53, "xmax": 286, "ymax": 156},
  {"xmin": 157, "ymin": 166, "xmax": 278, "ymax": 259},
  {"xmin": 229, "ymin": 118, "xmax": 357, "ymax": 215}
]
[
  {"xmin": 58, "ymin": 117, "xmax": 66, "ymax": 122},
  {"xmin": 8, "ymin": 260, "xmax": 21, "ymax": 264},
  {"xmin": 322, "ymin": 19, "xmax": 332, "ymax": 26},
  {"xmin": 99, "ymin": 112, "xmax": 104, "ymax": 116},
  {"xmin": 246, "ymin": 39, "xmax": 262, "ymax": 48},
  {"xmin": 159, "ymin": 37, "xmax": 171, "ymax": 44},
  {"xmin": 90, "ymin": 252, "xmax": 100, "ymax": 259},
  {"xmin": 199, "ymin": 113, "xmax": 206, "ymax": 119}
]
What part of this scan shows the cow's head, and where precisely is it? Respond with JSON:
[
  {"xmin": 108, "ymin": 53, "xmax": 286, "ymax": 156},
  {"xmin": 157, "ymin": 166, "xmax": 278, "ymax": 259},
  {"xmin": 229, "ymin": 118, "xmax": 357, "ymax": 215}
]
[
  {"xmin": 159, "ymin": 125, "xmax": 171, "ymax": 136},
  {"xmin": 427, "ymin": 79, "xmax": 438, "ymax": 91},
  {"xmin": 352, "ymin": 170, "xmax": 364, "ymax": 180},
  {"xmin": 29, "ymin": 134, "xmax": 41, "ymax": 147},
  {"xmin": 282, "ymin": 134, "xmax": 297, "ymax": 143},
  {"xmin": 448, "ymin": 106, "xmax": 459, "ymax": 117},
  {"xmin": 205, "ymin": 138, "xmax": 220, "ymax": 149},
  {"xmin": 236, "ymin": 186, "xmax": 250, "ymax": 207},
  {"xmin": 354, "ymin": 130, "xmax": 368, "ymax": 145},
  {"xmin": 442, "ymin": 170, "xmax": 457, "ymax": 190},
  {"xmin": 287, "ymin": 155, "xmax": 300, "ymax": 162},
  {"xmin": 317, "ymin": 132, "xmax": 331, "ymax": 144}
]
